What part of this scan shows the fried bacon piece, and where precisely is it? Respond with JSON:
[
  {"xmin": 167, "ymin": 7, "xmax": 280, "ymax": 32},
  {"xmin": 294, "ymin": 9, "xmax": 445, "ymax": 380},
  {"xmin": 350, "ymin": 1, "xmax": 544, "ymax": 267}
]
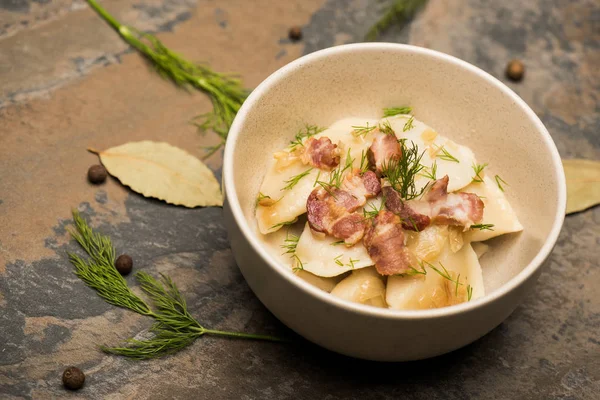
[
  {"xmin": 364, "ymin": 210, "xmax": 412, "ymax": 275},
  {"xmin": 300, "ymin": 137, "xmax": 340, "ymax": 170},
  {"xmin": 383, "ymin": 175, "xmax": 484, "ymax": 231},
  {"xmin": 306, "ymin": 170, "xmax": 381, "ymax": 245},
  {"xmin": 367, "ymin": 131, "xmax": 402, "ymax": 175}
]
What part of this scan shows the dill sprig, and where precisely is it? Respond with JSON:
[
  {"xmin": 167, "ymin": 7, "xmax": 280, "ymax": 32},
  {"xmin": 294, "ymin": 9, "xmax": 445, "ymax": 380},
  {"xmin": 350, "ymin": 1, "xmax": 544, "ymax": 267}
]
[
  {"xmin": 270, "ymin": 218, "xmax": 298, "ymax": 230},
  {"xmin": 379, "ymin": 120, "xmax": 395, "ymax": 136},
  {"xmin": 434, "ymin": 145, "xmax": 460, "ymax": 163},
  {"xmin": 467, "ymin": 285, "xmax": 473, "ymax": 301},
  {"xmin": 471, "ymin": 163, "xmax": 488, "ymax": 183},
  {"xmin": 359, "ymin": 149, "xmax": 370, "ymax": 175},
  {"xmin": 281, "ymin": 233, "xmax": 300, "ymax": 256},
  {"xmin": 403, "ymin": 116, "xmax": 415, "ymax": 132},
  {"xmin": 365, "ymin": 0, "xmax": 428, "ymax": 41},
  {"xmin": 84, "ymin": 0, "xmax": 248, "ymax": 160},
  {"xmin": 423, "ymin": 260, "xmax": 463, "ymax": 295},
  {"xmin": 256, "ymin": 192, "xmax": 271, "ymax": 206},
  {"xmin": 495, "ymin": 174, "xmax": 508, "ymax": 192},
  {"xmin": 68, "ymin": 210, "xmax": 285, "ymax": 359},
  {"xmin": 292, "ymin": 255, "xmax": 305, "ymax": 272},
  {"xmin": 471, "ymin": 223, "xmax": 495, "ymax": 231},
  {"xmin": 383, "ymin": 106, "xmax": 412, "ymax": 117},
  {"xmin": 316, "ymin": 148, "xmax": 354, "ymax": 191},
  {"xmin": 330, "ymin": 240, "xmax": 345, "ymax": 246},
  {"xmin": 420, "ymin": 161, "xmax": 437, "ymax": 180},
  {"xmin": 363, "ymin": 200, "xmax": 384, "ymax": 219},
  {"xmin": 334, "ymin": 255, "xmax": 359, "ymax": 269},
  {"xmin": 381, "ymin": 140, "xmax": 426, "ymax": 200},
  {"xmin": 288, "ymin": 124, "xmax": 325, "ymax": 150},
  {"xmin": 281, "ymin": 168, "xmax": 313, "ymax": 191},
  {"xmin": 396, "ymin": 264, "xmax": 428, "ymax": 277},
  {"xmin": 352, "ymin": 123, "xmax": 377, "ymax": 138}
]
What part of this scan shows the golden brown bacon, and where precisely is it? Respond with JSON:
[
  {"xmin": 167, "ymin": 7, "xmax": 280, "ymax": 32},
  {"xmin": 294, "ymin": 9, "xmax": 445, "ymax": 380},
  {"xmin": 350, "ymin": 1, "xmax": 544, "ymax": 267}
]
[
  {"xmin": 301, "ymin": 137, "xmax": 340, "ymax": 170},
  {"xmin": 363, "ymin": 211, "xmax": 412, "ymax": 275},
  {"xmin": 383, "ymin": 175, "xmax": 484, "ymax": 231},
  {"xmin": 306, "ymin": 170, "xmax": 381, "ymax": 245},
  {"xmin": 367, "ymin": 131, "xmax": 402, "ymax": 175}
]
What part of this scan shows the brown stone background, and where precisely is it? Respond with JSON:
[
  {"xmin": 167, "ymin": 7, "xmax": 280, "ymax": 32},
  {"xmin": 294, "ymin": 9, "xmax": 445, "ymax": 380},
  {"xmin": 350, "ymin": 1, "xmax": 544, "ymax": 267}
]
[{"xmin": 0, "ymin": 0, "xmax": 598, "ymax": 399}]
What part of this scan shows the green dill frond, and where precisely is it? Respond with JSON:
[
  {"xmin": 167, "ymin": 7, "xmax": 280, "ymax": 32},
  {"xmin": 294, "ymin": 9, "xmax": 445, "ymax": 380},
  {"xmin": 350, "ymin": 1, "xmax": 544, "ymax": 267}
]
[
  {"xmin": 495, "ymin": 174, "xmax": 508, "ymax": 192},
  {"xmin": 270, "ymin": 218, "xmax": 298, "ymax": 230},
  {"xmin": 288, "ymin": 124, "xmax": 325, "ymax": 150},
  {"xmin": 383, "ymin": 106, "xmax": 412, "ymax": 117},
  {"xmin": 330, "ymin": 240, "xmax": 345, "ymax": 246},
  {"xmin": 256, "ymin": 192, "xmax": 271, "ymax": 206},
  {"xmin": 359, "ymin": 149, "xmax": 370, "ymax": 175},
  {"xmin": 381, "ymin": 140, "xmax": 426, "ymax": 200},
  {"xmin": 281, "ymin": 233, "xmax": 300, "ymax": 256},
  {"xmin": 471, "ymin": 163, "xmax": 488, "ymax": 183},
  {"xmin": 420, "ymin": 161, "xmax": 437, "ymax": 180},
  {"xmin": 379, "ymin": 120, "xmax": 395, "ymax": 136},
  {"xmin": 281, "ymin": 168, "xmax": 313, "ymax": 191},
  {"xmin": 470, "ymin": 223, "xmax": 495, "ymax": 231},
  {"xmin": 426, "ymin": 261, "xmax": 464, "ymax": 289},
  {"xmin": 352, "ymin": 123, "xmax": 377, "ymax": 138},
  {"xmin": 467, "ymin": 285, "xmax": 473, "ymax": 301},
  {"xmin": 365, "ymin": 0, "xmax": 428, "ymax": 41},
  {"xmin": 292, "ymin": 255, "xmax": 305, "ymax": 272},
  {"xmin": 334, "ymin": 254, "xmax": 344, "ymax": 266},
  {"xmin": 102, "ymin": 328, "xmax": 200, "ymax": 360},
  {"xmin": 363, "ymin": 201, "xmax": 384, "ymax": 219},
  {"xmin": 68, "ymin": 210, "xmax": 153, "ymax": 316},
  {"xmin": 403, "ymin": 116, "xmax": 415, "ymax": 132},
  {"xmin": 434, "ymin": 145, "xmax": 460, "ymax": 163},
  {"xmin": 316, "ymin": 148, "xmax": 354, "ymax": 190}
]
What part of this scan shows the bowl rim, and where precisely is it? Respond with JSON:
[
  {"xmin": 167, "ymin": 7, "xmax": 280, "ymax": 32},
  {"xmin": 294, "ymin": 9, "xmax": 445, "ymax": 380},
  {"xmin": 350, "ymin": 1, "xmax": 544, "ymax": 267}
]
[{"xmin": 223, "ymin": 43, "xmax": 567, "ymax": 320}]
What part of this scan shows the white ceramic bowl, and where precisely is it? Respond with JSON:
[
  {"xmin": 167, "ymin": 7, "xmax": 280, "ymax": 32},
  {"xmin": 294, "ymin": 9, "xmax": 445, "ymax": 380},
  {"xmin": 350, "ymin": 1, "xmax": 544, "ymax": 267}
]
[{"xmin": 223, "ymin": 43, "xmax": 566, "ymax": 361}]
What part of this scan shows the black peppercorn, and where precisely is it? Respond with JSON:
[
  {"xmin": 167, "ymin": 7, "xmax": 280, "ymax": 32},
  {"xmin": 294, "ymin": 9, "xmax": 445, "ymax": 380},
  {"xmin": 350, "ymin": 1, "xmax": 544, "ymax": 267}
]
[
  {"xmin": 62, "ymin": 366, "xmax": 85, "ymax": 390},
  {"xmin": 506, "ymin": 59, "xmax": 525, "ymax": 81},
  {"xmin": 87, "ymin": 165, "xmax": 107, "ymax": 184},
  {"xmin": 115, "ymin": 254, "xmax": 133, "ymax": 275},
  {"xmin": 289, "ymin": 26, "xmax": 302, "ymax": 41}
]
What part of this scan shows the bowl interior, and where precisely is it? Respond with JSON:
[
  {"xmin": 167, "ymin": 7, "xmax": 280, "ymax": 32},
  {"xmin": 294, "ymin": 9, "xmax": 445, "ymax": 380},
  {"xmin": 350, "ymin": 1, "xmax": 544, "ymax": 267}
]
[{"xmin": 226, "ymin": 44, "xmax": 564, "ymax": 302}]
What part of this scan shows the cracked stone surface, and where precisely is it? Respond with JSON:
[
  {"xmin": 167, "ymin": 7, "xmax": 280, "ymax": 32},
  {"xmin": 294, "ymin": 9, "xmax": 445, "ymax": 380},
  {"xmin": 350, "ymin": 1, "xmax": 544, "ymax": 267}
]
[{"xmin": 0, "ymin": 0, "xmax": 598, "ymax": 399}]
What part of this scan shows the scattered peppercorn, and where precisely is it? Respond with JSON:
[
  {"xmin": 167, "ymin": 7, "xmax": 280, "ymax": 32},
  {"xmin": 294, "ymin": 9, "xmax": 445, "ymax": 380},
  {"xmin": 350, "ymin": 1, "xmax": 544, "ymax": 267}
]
[
  {"xmin": 87, "ymin": 165, "xmax": 107, "ymax": 184},
  {"xmin": 289, "ymin": 26, "xmax": 302, "ymax": 41},
  {"xmin": 62, "ymin": 366, "xmax": 85, "ymax": 390},
  {"xmin": 115, "ymin": 254, "xmax": 133, "ymax": 275},
  {"xmin": 506, "ymin": 59, "xmax": 525, "ymax": 82}
]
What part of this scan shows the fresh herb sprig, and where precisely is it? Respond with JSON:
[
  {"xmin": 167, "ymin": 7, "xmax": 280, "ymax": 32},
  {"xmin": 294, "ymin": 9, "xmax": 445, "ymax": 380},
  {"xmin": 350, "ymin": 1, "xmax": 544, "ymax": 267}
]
[
  {"xmin": 383, "ymin": 106, "xmax": 412, "ymax": 117},
  {"xmin": 359, "ymin": 150, "xmax": 370, "ymax": 175},
  {"xmin": 420, "ymin": 161, "xmax": 437, "ymax": 180},
  {"xmin": 379, "ymin": 120, "xmax": 395, "ymax": 135},
  {"xmin": 289, "ymin": 124, "xmax": 325, "ymax": 150},
  {"xmin": 292, "ymin": 254, "xmax": 305, "ymax": 272},
  {"xmin": 281, "ymin": 233, "xmax": 300, "ymax": 256},
  {"xmin": 84, "ymin": 0, "xmax": 248, "ymax": 160},
  {"xmin": 363, "ymin": 200, "xmax": 385, "ymax": 219},
  {"xmin": 403, "ymin": 116, "xmax": 415, "ymax": 132},
  {"xmin": 434, "ymin": 145, "xmax": 460, "ymax": 163},
  {"xmin": 471, "ymin": 163, "xmax": 489, "ymax": 183},
  {"xmin": 495, "ymin": 174, "xmax": 508, "ymax": 192},
  {"xmin": 365, "ymin": 0, "xmax": 428, "ymax": 41},
  {"xmin": 68, "ymin": 210, "xmax": 284, "ymax": 359},
  {"xmin": 471, "ymin": 223, "xmax": 495, "ymax": 231},
  {"xmin": 352, "ymin": 123, "xmax": 377, "ymax": 138},
  {"xmin": 334, "ymin": 255, "xmax": 359, "ymax": 269},
  {"xmin": 281, "ymin": 168, "xmax": 313, "ymax": 191},
  {"xmin": 381, "ymin": 140, "xmax": 426, "ymax": 200},
  {"xmin": 270, "ymin": 218, "xmax": 298, "ymax": 230},
  {"xmin": 316, "ymin": 148, "xmax": 354, "ymax": 192}
]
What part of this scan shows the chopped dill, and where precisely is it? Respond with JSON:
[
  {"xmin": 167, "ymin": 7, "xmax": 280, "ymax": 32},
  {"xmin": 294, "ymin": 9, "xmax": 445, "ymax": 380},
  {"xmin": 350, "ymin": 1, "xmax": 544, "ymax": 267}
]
[
  {"xmin": 422, "ymin": 260, "xmax": 463, "ymax": 290},
  {"xmin": 292, "ymin": 254, "xmax": 305, "ymax": 272},
  {"xmin": 359, "ymin": 149, "xmax": 370, "ymax": 175},
  {"xmin": 270, "ymin": 218, "xmax": 298, "ymax": 230},
  {"xmin": 363, "ymin": 201, "xmax": 384, "ymax": 219},
  {"xmin": 313, "ymin": 170, "xmax": 321, "ymax": 187},
  {"xmin": 397, "ymin": 264, "xmax": 428, "ymax": 277},
  {"xmin": 467, "ymin": 285, "xmax": 473, "ymax": 301},
  {"xmin": 434, "ymin": 145, "xmax": 460, "ymax": 163},
  {"xmin": 316, "ymin": 148, "xmax": 354, "ymax": 191},
  {"xmin": 280, "ymin": 233, "xmax": 300, "ymax": 256},
  {"xmin": 470, "ymin": 223, "xmax": 495, "ymax": 231},
  {"xmin": 381, "ymin": 140, "xmax": 426, "ymax": 200},
  {"xmin": 281, "ymin": 168, "xmax": 313, "ymax": 191},
  {"xmin": 256, "ymin": 192, "xmax": 271, "ymax": 206},
  {"xmin": 334, "ymin": 254, "xmax": 344, "ymax": 267},
  {"xmin": 420, "ymin": 161, "xmax": 437, "ymax": 180},
  {"xmin": 383, "ymin": 106, "xmax": 412, "ymax": 117},
  {"xmin": 471, "ymin": 163, "xmax": 488, "ymax": 183},
  {"xmin": 351, "ymin": 122, "xmax": 377, "ymax": 138},
  {"xmin": 330, "ymin": 240, "xmax": 345, "ymax": 246},
  {"xmin": 495, "ymin": 174, "xmax": 508, "ymax": 192},
  {"xmin": 348, "ymin": 258, "xmax": 359, "ymax": 269},
  {"xmin": 403, "ymin": 116, "xmax": 415, "ymax": 132},
  {"xmin": 379, "ymin": 120, "xmax": 395, "ymax": 136},
  {"xmin": 334, "ymin": 254, "xmax": 359, "ymax": 268},
  {"xmin": 288, "ymin": 124, "xmax": 325, "ymax": 150}
]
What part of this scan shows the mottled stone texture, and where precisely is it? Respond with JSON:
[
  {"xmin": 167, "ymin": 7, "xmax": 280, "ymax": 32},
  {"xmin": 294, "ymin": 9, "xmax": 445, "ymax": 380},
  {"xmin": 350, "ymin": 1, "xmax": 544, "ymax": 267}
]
[{"xmin": 0, "ymin": 0, "xmax": 598, "ymax": 399}]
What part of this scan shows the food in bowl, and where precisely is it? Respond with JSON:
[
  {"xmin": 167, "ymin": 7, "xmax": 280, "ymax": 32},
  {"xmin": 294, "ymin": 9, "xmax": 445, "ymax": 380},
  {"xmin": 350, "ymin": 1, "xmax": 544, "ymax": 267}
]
[{"xmin": 255, "ymin": 108, "xmax": 522, "ymax": 310}]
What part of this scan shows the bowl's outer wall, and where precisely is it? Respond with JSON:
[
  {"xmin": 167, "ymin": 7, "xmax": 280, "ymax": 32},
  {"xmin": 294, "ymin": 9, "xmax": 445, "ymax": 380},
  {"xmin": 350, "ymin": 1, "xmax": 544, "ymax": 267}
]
[
  {"xmin": 223, "ymin": 44, "xmax": 565, "ymax": 361},
  {"xmin": 224, "ymin": 198, "xmax": 546, "ymax": 361}
]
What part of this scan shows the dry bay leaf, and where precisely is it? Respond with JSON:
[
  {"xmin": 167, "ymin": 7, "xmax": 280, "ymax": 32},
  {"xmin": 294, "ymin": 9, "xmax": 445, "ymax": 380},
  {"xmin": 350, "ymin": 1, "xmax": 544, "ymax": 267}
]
[
  {"xmin": 91, "ymin": 141, "xmax": 222, "ymax": 207},
  {"xmin": 563, "ymin": 159, "xmax": 600, "ymax": 215}
]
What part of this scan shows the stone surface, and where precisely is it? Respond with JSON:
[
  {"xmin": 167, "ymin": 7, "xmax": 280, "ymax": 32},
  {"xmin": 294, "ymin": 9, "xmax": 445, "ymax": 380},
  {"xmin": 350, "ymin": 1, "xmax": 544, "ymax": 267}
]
[{"xmin": 0, "ymin": 0, "xmax": 598, "ymax": 399}]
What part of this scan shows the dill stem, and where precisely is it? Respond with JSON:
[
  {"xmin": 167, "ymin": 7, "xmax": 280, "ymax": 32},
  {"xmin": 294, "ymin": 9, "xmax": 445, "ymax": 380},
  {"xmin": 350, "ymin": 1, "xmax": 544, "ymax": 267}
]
[
  {"xmin": 86, "ymin": 0, "xmax": 122, "ymax": 31},
  {"xmin": 201, "ymin": 328, "xmax": 289, "ymax": 342}
]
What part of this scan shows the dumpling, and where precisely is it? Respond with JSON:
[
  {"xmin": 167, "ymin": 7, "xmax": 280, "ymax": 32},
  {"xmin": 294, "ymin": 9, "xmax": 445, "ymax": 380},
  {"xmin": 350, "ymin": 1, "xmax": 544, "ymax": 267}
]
[
  {"xmin": 295, "ymin": 270, "xmax": 339, "ymax": 292},
  {"xmin": 295, "ymin": 223, "xmax": 373, "ymax": 277},
  {"xmin": 331, "ymin": 267, "xmax": 387, "ymax": 307},
  {"xmin": 386, "ymin": 243, "xmax": 484, "ymax": 310},
  {"xmin": 463, "ymin": 175, "xmax": 523, "ymax": 242},
  {"xmin": 385, "ymin": 115, "xmax": 477, "ymax": 193}
]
